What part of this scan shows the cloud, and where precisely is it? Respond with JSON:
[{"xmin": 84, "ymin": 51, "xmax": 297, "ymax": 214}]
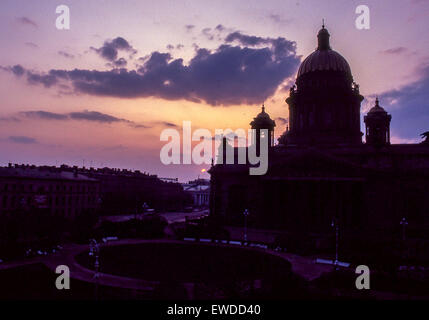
[
  {"xmin": 8, "ymin": 136, "xmax": 37, "ymax": 144},
  {"xmin": 379, "ymin": 63, "xmax": 429, "ymax": 140},
  {"xmin": 27, "ymin": 70, "xmax": 58, "ymax": 87},
  {"xmin": 200, "ymin": 25, "xmax": 231, "ymax": 41},
  {"xmin": 15, "ymin": 109, "xmax": 169, "ymax": 129},
  {"xmin": 379, "ymin": 47, "xmax": 408, "ymax": 55},
  {"xmin": 20, "ymin": 110, "xmax": 68, "ymax": 120},
  {"xmin": 275, "ymin": 117, "xmax": 288, "ymax": 125},
  {"xmin": 185, "ymin": 25, "xmax": 195, "ymax": 32},
  {"xmin": 19, "ymin": 109, "xmax": 130, "ymax": 124},
  {"xmin": 202, "ymin": 28, "xmax": 214, "ymax": 40},
  {"xmin": 58, "ymin": 50, "xmax": 75, "ymax": 59},
  {"xmin": 16, "ymin": 17, "xmax": 38, "ymax": 28},
  {"xmin": 68, "ymin": 110, "xmax": 130, "ymax": 123},
  {"xmin": 11, "ymin": 65, "xmax": 25, "ymax": 76},
  {"xmin": 215, "ymin": 24, "xmax": 226, "ymax": 32},
  {"xmin": 91, "ymin": 37, "xmax": 137, "ymax": 61},
  {"xmin": 225, "ymin": 32, "xmax": 271, "ymax": 46},
  {"xmin": 156, "ymin": 121, "xmax": 179, "ymax": 128},
  {"xmin": 0, "ymin": 116, "xmax": 21, "ymax": 122},
  {"xmin": 4, "ymin": 32, "xmax": 300, "ymax": 106},
  {"xmin": 8, "ymin": 108, "xmax": 180, "ymax": 130},
  {"xmin": 111, "ymin": 58, "xmax": 127, "ymax": 67}
]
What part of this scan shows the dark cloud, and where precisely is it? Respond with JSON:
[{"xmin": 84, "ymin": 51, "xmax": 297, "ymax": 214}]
[
  {"xmin": 17, "ymin": 109, "xmax": 151, "ymax": 128},
  {"xmin": 11, "ymin": 65, "xmax": 25, "ymax": 76},
  {"xmin": 215, "ymin": 24, "xmax": 226, "ymax": 32},
  {"xmin": 8, "ymin": 136, "xmax": 37, "ymax": 144},
  {"xmin": 379, "ymin": 47, "xmax": 408, "ymax": 55},
  {"xmin": 224, "ymin": 32, "xmax": 298, "ymax": 59},
  {"xmin": 158, "ymin": 121, "xmax": 179, "ymax": 128},
  {"xmin": 27, "ymin": 70, "xmax": 58, "ymax": 87},
  {"xmin": 16, "ymin": 17, "xmax": 38, "ymax": 28},
  {"xmin": 68, "ymin": 110, "xmax": 130, "ymax": 123},
  {"xmin": 379, "ymin": 63, "xmax": 429, "ymax": 140},
  {"xmin": 91, "ymin": 37, "xmax": 137, "ymax": 61},
  {"xmin": 130, "ymin": 123, "xmax": 151, "ymax": 129},
  {"xmin": 20, "ymin": 110, "xmax": 68, "ymax": 120},
  {"xmin": 4, "ymin": 32, "xmax": 300, "ymax": 106},
  {"xmin": 112, "ymin": 58, "xmax": 127, "ymax": 67},
  {"xmin": 13, "ymin": 108, "xmax": 178, "ymax": 129},
  {"xmin": 58, "ymin": 50, "xmax": 75, "ymax": 59},
  {"xmin": 276, "ymin": 117, "xmax": 289, "ymax": 125},
  {"xmin": 225, "ymin": 32, "xmax": 269, "ymax": 46}
]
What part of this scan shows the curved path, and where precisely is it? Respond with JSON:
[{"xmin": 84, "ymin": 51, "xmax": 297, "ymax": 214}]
[{"xmin": 1, "ymin": 239, "xmax": 333, "ymax": 293}]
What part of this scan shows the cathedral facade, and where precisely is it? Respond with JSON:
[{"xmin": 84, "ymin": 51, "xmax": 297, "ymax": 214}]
[{"xmin": 209, "ymin": 26, "xmax": 429, "ymax": 246}]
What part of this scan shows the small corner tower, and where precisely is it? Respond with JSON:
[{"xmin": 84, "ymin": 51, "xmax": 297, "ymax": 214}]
[
  {"xmin": 364, "ymin": 98, "xmax": 392, "ymax": 146},
  {"xmin": 250, "ymin": 105, "xmax": 276, "ymax": 151}
]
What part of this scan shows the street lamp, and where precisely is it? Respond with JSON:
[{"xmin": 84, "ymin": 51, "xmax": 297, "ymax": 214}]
[
  {"xmin": 331, "ymin": 217, "xmax": 339, "ymax": 270},
  {"xmin": 400, "ymin": 217, "xmax": 408, "ymax": 241},
  {"xmin": 315, "ymin": 217, "xmax": 350, "ymax": 269},
  {"xmin": 89, "ymin": 239, "xmax": 100, "ymax": 300},
  {"xmin": 142, "ymin": 202, "xmax": 149, "ymax": 215},
  {"xmin": 243, "ymin": 209, "xmax": 249, "ymax": 243}
]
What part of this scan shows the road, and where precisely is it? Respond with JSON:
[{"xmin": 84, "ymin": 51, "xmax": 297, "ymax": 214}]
[{"xmin": 100, "ymin": 210, "xmax": 208, "ymax": 224}]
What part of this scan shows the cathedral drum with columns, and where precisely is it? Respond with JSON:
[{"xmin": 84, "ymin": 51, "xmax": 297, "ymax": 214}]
[{"xmin": 209, "ymin": 25, "xmax": 429, "ymax": 253}]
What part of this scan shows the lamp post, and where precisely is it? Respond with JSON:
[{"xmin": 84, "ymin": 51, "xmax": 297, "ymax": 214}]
[
  {"xmin": 89, "ymin": 239, "xmax": 100, "ymax": 300},
  {"xmin": 315, "ymin": 217, "xmax": 350, "ymax": 269},
  {"xmin": 142, "ymin": 202, "xmax": 149, "ymax": 217},
  {"xmin": 243, "ymin": 209, "xmax": 249, "ymax": 243},
  {"xmin": 400, "ymin": 217, "xmax": 408, "ymax": 241},
  {"xmin": 331, "ymin": 217, "xmax": 339, "ymax": 270}
]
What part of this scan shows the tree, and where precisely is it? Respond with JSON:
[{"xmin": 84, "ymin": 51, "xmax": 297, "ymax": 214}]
[{"xmin": 420, "ymin": 131, "xmax": 429, "ymax": 144}]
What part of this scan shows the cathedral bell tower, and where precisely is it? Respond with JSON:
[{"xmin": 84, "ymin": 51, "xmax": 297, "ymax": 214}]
[
  {"xmin": 364, "ymin": 98, "xmax": 392, "ymax": 146},
  {"xmin": 250, "ymin": 105, "xmax": 276, "ymax": 154}
]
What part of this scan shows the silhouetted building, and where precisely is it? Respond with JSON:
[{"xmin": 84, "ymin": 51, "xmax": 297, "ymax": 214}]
[
  {"xmin": 182, "ymin": 179, "xmax": 210, "ymax": 207},
  {"xmin": 0, "ymin": 164, "xmax": 99, "ymax": 219},
  {"xmin": 209, "ymin": 26, "xmax": 429, "ymax": 244},
  {"xmin": 0, "ymin": 164, "xmax": 189, "ymax": 219},
  {"xmin": 66, "ymin": 166, "xmax": 190, "ymax": 214}
]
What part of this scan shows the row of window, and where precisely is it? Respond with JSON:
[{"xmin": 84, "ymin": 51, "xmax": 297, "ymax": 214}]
[
  {"xmin": 0, "ymin": 194, "xmax": 99, "ymax": 209},
  {"xmin": 2, "ymin": 183, "xmax": 98, "ymax": 193}
]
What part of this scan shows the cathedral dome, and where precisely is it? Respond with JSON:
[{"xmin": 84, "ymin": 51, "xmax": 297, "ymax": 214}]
[{"xmin": 297, "ymin": 26, "xmax": 352, "ymax": 78}]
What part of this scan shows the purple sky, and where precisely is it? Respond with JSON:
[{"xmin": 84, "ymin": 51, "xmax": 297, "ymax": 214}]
[{"xmin": 1, "ymin": 0, "xmax": 429, "ymax": 181}]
